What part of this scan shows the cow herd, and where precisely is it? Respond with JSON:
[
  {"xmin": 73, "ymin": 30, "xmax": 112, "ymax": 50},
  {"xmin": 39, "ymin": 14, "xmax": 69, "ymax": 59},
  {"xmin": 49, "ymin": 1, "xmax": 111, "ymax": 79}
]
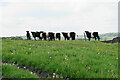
[
  {"xmin": 26, "ymin": 31, "xmax": 100, "ymax": 41},
  {"xmin": 26, "ymin": 31, "xmax": 76, "ymax": 41}
]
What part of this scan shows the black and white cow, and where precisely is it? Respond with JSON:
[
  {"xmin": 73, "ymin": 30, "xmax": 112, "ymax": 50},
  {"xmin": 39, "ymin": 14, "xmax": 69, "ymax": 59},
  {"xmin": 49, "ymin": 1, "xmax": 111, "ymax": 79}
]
[
  {"xmin": 48, "ymin": 32, "xmax": 55, "ymax": 41},
  {"xmin": 40, "ymin": 32, "xmax": 54, "ymax": 41},
  {"xmin": 70, "ymin": 32, "xmax": 76, "ymax": 40},
  {"xmin": 31, "ymin": 31, "xmax": 42, "ymax": 40},
  {"xmin": 53, "ymin": 33, "xmax": 61, "ymax": 40},
  {"xmin": 26, "ymin": 31, "xmax": 31, "ymax": 40},
  {"xmin": 84, "ymin": 31, "xmax": 100, "ymax": 41},
  {"xmin": 62, "ymin": 32, "xmax": 76, "ymax": 40}
]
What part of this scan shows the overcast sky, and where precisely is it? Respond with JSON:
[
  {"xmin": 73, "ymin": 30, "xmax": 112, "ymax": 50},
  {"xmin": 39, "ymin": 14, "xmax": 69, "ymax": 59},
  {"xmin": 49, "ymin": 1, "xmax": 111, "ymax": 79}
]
[{"xmin": 0, "ymin": 0, "xmax": 119, "ymax": 37}]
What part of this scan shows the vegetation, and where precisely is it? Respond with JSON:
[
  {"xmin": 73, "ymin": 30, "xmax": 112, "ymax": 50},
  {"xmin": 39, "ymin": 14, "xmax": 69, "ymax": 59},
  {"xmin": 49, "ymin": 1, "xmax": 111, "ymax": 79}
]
[
  {"xmin": 2, "ymin": 64, "xmax": 39, "ymax": 78},
  {"xmin": 2, "ymin": 39, "xmax": 118, "ymax": 78},
  {"xmin": 100, "ymin": 32, "xmax": 119, "ymax": 40}
]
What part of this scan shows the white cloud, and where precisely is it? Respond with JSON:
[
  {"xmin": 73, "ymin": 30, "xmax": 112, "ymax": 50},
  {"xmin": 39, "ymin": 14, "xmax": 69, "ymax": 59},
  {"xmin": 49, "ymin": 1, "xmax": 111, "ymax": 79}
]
[{"xmin": 0, "ymin": 0, "xmax": 118, "ymax": 37}]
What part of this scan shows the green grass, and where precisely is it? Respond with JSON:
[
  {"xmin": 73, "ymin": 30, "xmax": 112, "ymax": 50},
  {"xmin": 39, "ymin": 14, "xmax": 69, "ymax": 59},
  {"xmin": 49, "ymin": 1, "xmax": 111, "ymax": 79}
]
[
  {"xmin": 2, "ymin": 63, "xmax": 39, "ymax": 78},
  {"xmin": 2, "ymin": 39, "xmax": 118, "ymax": 78}
]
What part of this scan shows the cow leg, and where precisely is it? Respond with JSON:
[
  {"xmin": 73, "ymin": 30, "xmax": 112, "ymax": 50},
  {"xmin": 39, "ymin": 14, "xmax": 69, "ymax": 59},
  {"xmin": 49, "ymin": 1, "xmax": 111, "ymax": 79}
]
[
  {"xmin": 65, "ymin": 38, "xmax": 66, "ymax": 40},
  {"xmin": 34, "ymin": 37, "xmax": 36, "ymax": 40},
  {"xmin": 29, "ymin": 37, "xmax": 31, "ymax": 40},
  {"xmin": 53, "ymin": 37, "xmax": 55, "ymax": 41},
  {"xmin": 38, "ymin": 37, "xmax": 41, "ymax": 40},
  {"xmin": 59, "ymin": 37, "xmax": 61, "ymax": 40},
  {"xmin": 97, "ymin": 36, "xmax": 100, "ymax": 41},
  {"xmin": 67, "ymin": 37, "xmax": 70, "ymax": 40},
  {"xmin": 88, "ymin": 38, "xmax": 90, "ymax": 41},
  {"xmin": 94, "ymin": 37, "xmax": 96, "ymax": 40},
  {"xmin": 44, "ymin": 37, "xmax": 46, "ymax": 41}
]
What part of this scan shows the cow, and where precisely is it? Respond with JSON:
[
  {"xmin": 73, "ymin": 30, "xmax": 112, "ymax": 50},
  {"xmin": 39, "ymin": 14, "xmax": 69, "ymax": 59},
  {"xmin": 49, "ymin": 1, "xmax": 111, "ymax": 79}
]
[
  {"xmin": 62, "ymin": 32, "xmax": 76, "ymax": 40},
  {"xmin": 40, "ymin": 32, "xmax": 54, "ymax": 41},
  {"xmin": 84, "ymin": 31, "xmax": 100, "ymax": 41},
  {"xmin": 70, "ymin": 32, "xmax": 76, "ymax": 40},
  {"xmin": 31, "ymin": 31, "xmax": 42, "ymax": 40},
  {"xmin": 55, "ymin": 33, "xmax": 61, "ymax": 40},
  {"xmin": 48, "ymin": 32, "xmax": 55, "ymax": 41},
  {"xmin": 26, "ymin": 31, "xmax": 31, "ymax": 40}
]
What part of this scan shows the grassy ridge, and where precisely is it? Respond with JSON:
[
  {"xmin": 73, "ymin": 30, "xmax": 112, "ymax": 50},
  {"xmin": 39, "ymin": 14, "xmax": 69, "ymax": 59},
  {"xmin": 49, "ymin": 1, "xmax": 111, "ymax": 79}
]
[{"xmin": 2, "ymin": 40, "xmax": 118, "ymax": 78}]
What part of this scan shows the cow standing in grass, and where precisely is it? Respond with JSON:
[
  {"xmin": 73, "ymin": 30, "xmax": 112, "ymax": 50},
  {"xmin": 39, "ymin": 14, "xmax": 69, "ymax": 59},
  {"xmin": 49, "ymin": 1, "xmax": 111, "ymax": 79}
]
[
  {"xmin": 55, "ymin": 33, "xmax": 61, "ymax": 40},
  {"xmin": 62, "ymin": 32, "xmax": 76, "ymax": 40},
  {"xmin": 40, "ymin": 32, "xmax": 55, "ymax": 41},
  {"xmin": 31, "ymin": 31, "xmax": 42, "ymax": 40},
  {"xmin": 84, "ymin": 31, "xmax": 100, "ymax": 41},
  {"xmin": 70, "ymin": 32, "xmax": 76, "ymax": 40},
  {"xmin": 26, "ymin": 31, "xmax": 31, "ymax": 40}
]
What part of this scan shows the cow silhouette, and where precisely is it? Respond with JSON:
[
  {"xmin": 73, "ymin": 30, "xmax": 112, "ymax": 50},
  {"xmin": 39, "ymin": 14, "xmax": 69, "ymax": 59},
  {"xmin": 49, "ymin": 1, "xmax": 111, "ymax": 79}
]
[
  {"xmin": 84, "ymin": 31, "xmax": 100, "ymax": 41},
  {"xmin": 26, "ymin": 31, "xmax": 31, "ymax": 40},
  {"xmin": 62, "ymin": 32, "xmax": 76, "ymax": 40},
  {"xmin": 31, "ymin": 31, "xmax": 42, "ymax": 40},
  {"xmin": 55, "ymin": 33, "xmax": 61, "ymax": 40}
]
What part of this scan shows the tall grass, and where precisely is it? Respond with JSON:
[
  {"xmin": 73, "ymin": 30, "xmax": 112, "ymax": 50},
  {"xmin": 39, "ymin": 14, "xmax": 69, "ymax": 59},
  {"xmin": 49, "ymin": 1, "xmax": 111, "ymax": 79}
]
[
  {"xmin": 2, "ymin": 39, "xmax": 118, "ymax": 78},
  {"xmin": 2, "ymin": 64, "xmax": 39, "ymax": 78}
]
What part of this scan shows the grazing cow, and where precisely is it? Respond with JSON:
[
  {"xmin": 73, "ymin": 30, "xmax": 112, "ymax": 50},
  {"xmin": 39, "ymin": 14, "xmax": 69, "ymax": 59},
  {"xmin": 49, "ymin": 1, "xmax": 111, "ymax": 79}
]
[
  {"xmin": 84, "ymin": 31, "xmax": 100, "ymax": 41},
  {"xmin": 26, "ymin": 31, "xmax": 31, "ymax": 40},
  {"xmin": 55, "ymin": 33, "xmax": 61, "ymax": 40},
  {"xmin": 51, "ymin": 33, "xmax": 61, "ymax": 41},
  {"xmin": 39, "ymin": 31, "xmax": 44, "ymax": 40},
  {"xmin": 40, "ymin": 32, "xmax": 54, "ymax": 41},
  {"xmin": 70, "ymin": 32, "xmax": 76, "ymax": 40},
  {"xmin": 31, "ymin": 32, "xmax": 37, "ymax": 40},
  {"xmin": 62, "ymin": 32, "xmax": 76, "ymax": 40},
  {"xmin": 48, "ymin": 32, "xmax": 55, "ymax": 41},
  {"xmin": 31, "ymin": 31, "xmax": 42, "ymax": 40}
]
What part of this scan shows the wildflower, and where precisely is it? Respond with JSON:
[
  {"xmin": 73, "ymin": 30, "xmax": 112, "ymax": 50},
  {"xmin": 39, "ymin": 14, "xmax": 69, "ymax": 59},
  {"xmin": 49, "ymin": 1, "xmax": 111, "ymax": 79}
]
[
  {"xmin": 98, "ymin": 53, "xmax": 100, "ymax": 54},
  {"xmin": 31, "ymin": 72, "xmax": 33, "ymax": 74},
  {"xmin": 53, "ymin": 75, "xmax": 55, "ymax": 78},
  {"xmin": 56, "ymin": 75, "xmax": 59, "ymax": 78},
  {"xmin": 11, "ymin": 53, "xmax": 13, "ymax": 54},
  {"xmin": 29, "ymin": 48, "xmax": 31, "ymax": 50},
  {"xmin": 111, "ymin": 70, "xmax": 113, "ymax": 72},
  {"xmin": 108, "ymin": 70, "xmax": 109, "ymax": 72},
  {"xmin": 53, "ymin": 73, "xmax": 55, "ymax": 75},
  {"xmin": 13, "ymin": 49, "xmax": 15, "ymax": 52},
  {"xmin": 24, "ymin": 67, "xmax": 26, "ymax": 69},
  {"xmin": 116, "ymin": 57, "xmax": 118, "ymax": 60},
  {"xmin": 50, "ymin": 57, "xmax": 52, "ymax": 58},
  {"xmin": 48, "ymin": 52, "xmax": 50, "ymax": 54},
  {"xmin": 88, "ymin": 67, "xmax": 90, "ymax": 69},
  {"xmin": 109, "ymin": 63, "xmax": 111, "ymax": 66},
  {"xmin": 18, "ymin": 67, "xmax": 19, "ymax": 69}
]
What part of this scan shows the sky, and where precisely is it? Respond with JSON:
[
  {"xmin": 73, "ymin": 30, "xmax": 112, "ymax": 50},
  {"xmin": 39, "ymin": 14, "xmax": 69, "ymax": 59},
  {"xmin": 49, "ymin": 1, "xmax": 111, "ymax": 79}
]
[{"xmin": 0, "ymin": 0, "xmax": 119, "ymax": 37}]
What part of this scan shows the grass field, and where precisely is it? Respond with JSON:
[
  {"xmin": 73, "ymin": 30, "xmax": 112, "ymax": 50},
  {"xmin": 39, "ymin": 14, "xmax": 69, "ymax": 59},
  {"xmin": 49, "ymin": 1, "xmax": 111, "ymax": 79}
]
[{"xmin": 2, "ymin": 39, "xmax": 118, "ymax": 78}]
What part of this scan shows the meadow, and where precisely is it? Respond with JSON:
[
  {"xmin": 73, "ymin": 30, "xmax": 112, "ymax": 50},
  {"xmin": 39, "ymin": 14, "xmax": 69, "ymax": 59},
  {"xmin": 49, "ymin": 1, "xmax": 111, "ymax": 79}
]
[{"xmin": 2, "ymin": 39, "xmax": 118, "ymax": 78}]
